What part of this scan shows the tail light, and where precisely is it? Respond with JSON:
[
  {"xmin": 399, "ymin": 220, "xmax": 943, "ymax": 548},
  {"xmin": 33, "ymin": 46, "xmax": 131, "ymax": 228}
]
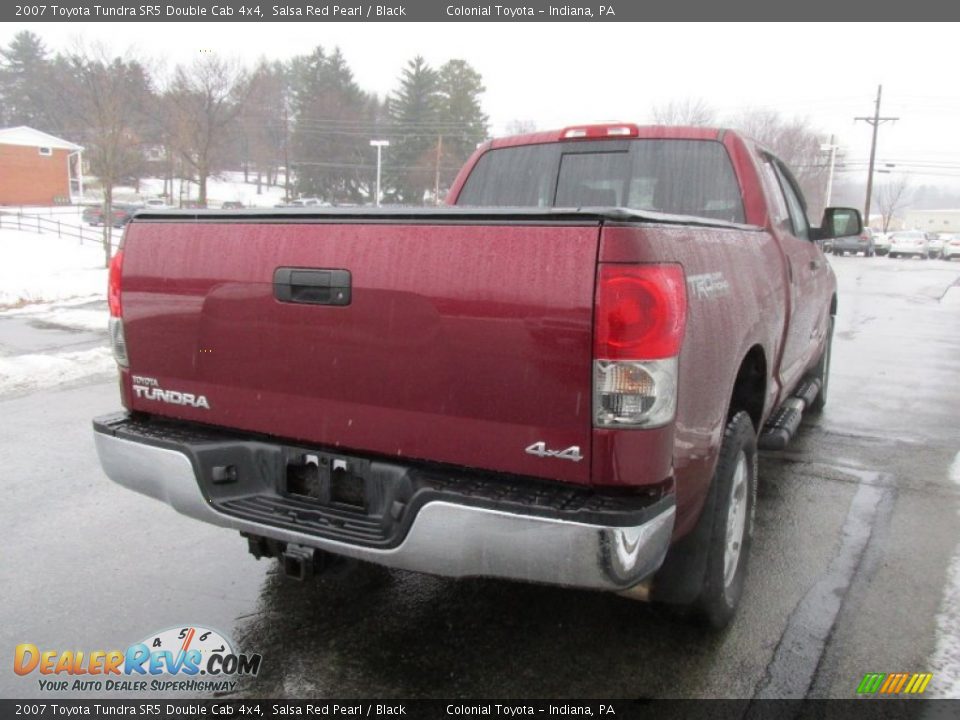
[
  {"xmin": 107, "ymin": 250, "xmax": 128, "ymax": 367},
  {"xmin": 593, "ymin": 264, "xmax": 686, "ymax": 428}
]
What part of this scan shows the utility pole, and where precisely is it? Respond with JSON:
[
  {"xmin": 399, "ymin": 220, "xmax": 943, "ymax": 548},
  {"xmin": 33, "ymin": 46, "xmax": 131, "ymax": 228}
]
[
  {"xmin": 820, "ymin": 134, "xmax": 841, "ymax": 209},
  {"xmin": 855, "ymin": 85, "xmax": 898, "ymax": 228}
]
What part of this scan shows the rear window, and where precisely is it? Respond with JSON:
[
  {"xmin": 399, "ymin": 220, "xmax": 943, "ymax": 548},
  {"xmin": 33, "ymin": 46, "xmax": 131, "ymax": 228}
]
[{"xmin": 456, "ymin": 139, "xmax": 745, "ymax": 223}]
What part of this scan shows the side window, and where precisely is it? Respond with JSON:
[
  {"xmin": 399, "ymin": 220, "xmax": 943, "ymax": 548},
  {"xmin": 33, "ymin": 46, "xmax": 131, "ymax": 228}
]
[
  {"xmin": 773, "ymin": 162, "xmax": 810, "ymax": 240},
  {"xmin": 759, "ymin": 159, "xmax": 791, "ymax": 233}
]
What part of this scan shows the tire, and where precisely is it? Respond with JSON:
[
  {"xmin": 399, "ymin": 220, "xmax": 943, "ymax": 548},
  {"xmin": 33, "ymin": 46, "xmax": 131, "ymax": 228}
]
[
  {"xmin": 808, "ymin": 315, "xmax": 834, "ymax": 413},
  {"xmin": 889, "ymin": 253, "xmax": 898, "ymax": 259},
  {"xmin": 693, "ymin": 411, "xmax": 758, "ymax": 629}
]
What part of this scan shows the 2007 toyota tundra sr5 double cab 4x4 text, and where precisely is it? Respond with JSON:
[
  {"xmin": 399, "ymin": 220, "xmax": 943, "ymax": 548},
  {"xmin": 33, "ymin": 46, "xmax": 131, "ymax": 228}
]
[{"xmin": 93, "ymin": 124, "xmax": 862, "ymax": 627}]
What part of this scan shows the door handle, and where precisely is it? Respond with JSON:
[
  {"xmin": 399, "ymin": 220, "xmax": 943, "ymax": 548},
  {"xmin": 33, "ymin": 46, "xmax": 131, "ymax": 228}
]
[{"xmin": 274, "ymin": 268, "xmax": 351, "ymax": 306}]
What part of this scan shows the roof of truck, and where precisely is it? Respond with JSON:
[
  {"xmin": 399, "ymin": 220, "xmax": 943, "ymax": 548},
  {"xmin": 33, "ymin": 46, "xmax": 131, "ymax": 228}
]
[{"xmin": 487, "ymin": 124, "xmax": 725, "ymax": 150}]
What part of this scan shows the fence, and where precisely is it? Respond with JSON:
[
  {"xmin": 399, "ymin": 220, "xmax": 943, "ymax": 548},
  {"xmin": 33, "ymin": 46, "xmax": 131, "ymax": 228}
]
[{"xmin": 0, "ymin": 211, "xmax": 109, "ymax": 247}]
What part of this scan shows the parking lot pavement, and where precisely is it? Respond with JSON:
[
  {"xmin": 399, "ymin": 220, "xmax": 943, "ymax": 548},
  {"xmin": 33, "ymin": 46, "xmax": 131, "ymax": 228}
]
[{"xmin": 1, "ymin": 255, "xmax": 958, "ymax": 700}]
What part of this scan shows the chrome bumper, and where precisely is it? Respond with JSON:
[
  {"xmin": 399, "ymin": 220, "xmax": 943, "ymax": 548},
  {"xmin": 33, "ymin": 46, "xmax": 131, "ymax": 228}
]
[{"xmin": 93, "ymin": 430, "xmax": 675, "ymax": 591}]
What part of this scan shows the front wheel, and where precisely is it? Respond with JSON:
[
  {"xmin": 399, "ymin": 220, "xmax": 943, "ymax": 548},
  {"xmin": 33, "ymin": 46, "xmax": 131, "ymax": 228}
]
[
  {"xmin": 694, "ymin": 411, "xmax": 758, "ymax": 629},
  {"xmin": 809, "ymin": 315, "xmax": 834, "ymax": 414}
]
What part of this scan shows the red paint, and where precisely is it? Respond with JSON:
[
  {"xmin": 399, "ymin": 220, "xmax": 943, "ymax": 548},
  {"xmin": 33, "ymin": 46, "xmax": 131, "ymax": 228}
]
[{"xmin": 121, "ymin": 222, "xmax": 600, "ymax": 485}]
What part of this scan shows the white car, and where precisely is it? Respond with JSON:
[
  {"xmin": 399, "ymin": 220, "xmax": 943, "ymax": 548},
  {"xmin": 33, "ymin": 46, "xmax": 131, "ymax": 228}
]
[
  {"xmin": 888, "ymin": 231, "xmax": 929, "ymax": 259},
  {"xmin": 288, "ymin": 197, "xmax": 330, "ymax": 207},
  {"xmin": 873, "ymin": 231, "xmax": 891, "ymax": 256},
  {"xmin": 143, "ymin": 199, "xmax": 170, "ymax": 209},
  {"xmin": 941, "ymin": 234, "xmax": 960, "ymax": 261}
]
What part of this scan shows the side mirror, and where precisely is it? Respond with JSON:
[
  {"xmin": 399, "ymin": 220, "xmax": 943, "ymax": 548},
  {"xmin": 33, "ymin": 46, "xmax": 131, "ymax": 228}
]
[{"xmin": 818, "ymin": 207, "xmax": 863, "ymax": 239}]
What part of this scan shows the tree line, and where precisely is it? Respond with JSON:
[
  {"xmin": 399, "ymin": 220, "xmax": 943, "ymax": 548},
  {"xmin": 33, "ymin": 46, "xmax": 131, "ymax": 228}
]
[{"xmin": 0, "ymin": 31, "xmax": 489, "ymax": 205}]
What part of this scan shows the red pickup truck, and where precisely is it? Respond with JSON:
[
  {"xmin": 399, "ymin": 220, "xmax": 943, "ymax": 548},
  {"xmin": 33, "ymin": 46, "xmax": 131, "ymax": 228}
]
[{"xmin": 93, "ymin": 124, "xmax": 862, "ymax": 627}]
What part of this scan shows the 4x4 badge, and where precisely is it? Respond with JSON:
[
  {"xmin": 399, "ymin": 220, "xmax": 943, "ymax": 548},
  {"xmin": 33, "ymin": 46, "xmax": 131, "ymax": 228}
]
[{"xmin": 525, "ymin": 442, "xmax": 583, "ymax": 462}]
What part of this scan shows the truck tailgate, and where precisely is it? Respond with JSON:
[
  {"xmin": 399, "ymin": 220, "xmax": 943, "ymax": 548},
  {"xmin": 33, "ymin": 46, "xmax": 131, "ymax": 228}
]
[{"xmin": 120, "ymin": 219, "xmax": 600, "ymax": 484}]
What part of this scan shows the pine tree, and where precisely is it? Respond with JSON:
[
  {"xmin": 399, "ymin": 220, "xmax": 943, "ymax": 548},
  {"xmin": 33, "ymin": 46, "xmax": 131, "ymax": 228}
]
[
  {"xmin": 386, "ymin": 56, "xmax": 440, "ymax": 204},
  {"xmin": 435, "ymin": 59, "xmax": 489, "ymax": 199},
  {"xmin": 290, "ymin": 46, "xmax": 371, "ymax": 202},
  {"xmin": 0, "ymin": 31, "xmax": 55, "ymax": 128}
]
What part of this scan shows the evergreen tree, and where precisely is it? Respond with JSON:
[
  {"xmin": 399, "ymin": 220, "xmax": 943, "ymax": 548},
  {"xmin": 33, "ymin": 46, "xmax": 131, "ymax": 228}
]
[
  {"xmin": 435, "ymin": 59, "xmax": 489, "ymax": 199},
  {"xmin": 0, "ymin": 31, "xmax": 55, "ymax": 128},
  {"xmin": 386, "ymin": 56, "xmax": 440, "ymax": 204},
  {"xmin": 290, "ymin": 47, "xmax": 371, "ymax": 202}
]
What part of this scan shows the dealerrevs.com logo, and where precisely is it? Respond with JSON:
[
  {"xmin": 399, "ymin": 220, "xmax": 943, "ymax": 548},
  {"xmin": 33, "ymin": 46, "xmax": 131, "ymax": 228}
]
[{"xmin": 14, "ymin": 626, "xmax": 262, "ymax": 693}]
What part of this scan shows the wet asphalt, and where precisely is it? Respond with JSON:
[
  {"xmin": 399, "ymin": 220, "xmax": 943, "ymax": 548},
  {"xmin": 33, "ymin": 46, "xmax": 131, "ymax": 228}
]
[{"xmin": 0, "ymin": 256, "xmax": 958, "ymax": 700}]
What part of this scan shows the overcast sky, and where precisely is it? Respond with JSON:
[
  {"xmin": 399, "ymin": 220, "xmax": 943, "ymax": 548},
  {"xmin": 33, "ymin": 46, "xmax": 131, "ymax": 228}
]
[{"xmin": 4, "ymin": 21, "xmax": 959, "ymax": 186}]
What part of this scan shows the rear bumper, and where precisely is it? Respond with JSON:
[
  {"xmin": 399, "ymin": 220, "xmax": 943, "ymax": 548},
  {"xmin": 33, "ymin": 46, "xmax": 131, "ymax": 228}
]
[{"xmin": 93, "ymin": 414, "xmax": 675, "ymax": 591}]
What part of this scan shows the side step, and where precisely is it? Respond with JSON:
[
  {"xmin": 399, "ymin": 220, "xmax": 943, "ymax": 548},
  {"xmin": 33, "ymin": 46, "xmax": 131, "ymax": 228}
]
[{"xmin": 758, "ymin": 377, "xmax": 822, "ymax": 450}]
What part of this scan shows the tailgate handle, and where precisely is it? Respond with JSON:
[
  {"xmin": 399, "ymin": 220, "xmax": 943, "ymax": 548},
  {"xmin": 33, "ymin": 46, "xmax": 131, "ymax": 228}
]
[{"xmin": 274, "ymin": 268, "xmax": 351, "ymax": 306}]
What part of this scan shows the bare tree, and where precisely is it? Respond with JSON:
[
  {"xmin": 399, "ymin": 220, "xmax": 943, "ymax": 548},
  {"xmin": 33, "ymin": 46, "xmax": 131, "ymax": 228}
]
[
  {"xmin": 651, "ymin": 98, "xmax": 717, "ymax": 126},
  {"xmin": 726, "ymin": 108, "xmax": 830, "ymax": 218},
  {"xmin": 504, "ymin": 119, "xmax": 537, "ymax": 135},
  {"xmin": 876, "ymin": 175, "xmax": 911, "ymax": 232},
  {"xmin": 166, "ymin": 56, "xmax": 248, "ymax": 206},
  {"xmin": 57, "ymin": 44, "xmax": 152, "ymax": 267}
]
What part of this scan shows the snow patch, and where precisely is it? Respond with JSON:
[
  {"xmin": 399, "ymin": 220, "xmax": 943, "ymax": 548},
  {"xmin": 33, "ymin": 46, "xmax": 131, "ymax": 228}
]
[
  {"xmin": 930, "ymin": 534, "xmax": 960, "ymax": 697},
  {"xmin": 24, "ymin": 307, "xmax": 108, "ymax": 333},
  {"xmin": 0, "ymin": 347, "xmax": 114, "ymax": 396},
  {"xmin": 951, "ymin": 451, "xmax": 960, "ymax": 485},
  {"xmin": 0, "ymin": 227, "xmax": 107, "ymax": 307}
]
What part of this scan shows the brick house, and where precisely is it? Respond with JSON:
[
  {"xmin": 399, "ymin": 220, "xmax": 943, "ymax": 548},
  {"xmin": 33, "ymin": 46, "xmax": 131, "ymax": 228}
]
[{"xmin": 0, "ymin": 126, "xmax": 84, "ymax": 206}]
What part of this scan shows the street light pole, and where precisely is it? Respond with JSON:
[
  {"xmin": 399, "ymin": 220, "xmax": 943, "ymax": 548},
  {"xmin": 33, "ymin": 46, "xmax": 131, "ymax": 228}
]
[{"xmin": 370, "ymin": 140, "xmax": 390, "ymax": 207}]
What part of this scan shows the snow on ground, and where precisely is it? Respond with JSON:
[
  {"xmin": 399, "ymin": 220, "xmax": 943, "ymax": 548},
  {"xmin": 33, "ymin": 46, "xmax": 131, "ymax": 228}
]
[
  {"xmin": 930, "ymin": 504, "xmax": 960, "ymax": 698},
  {"xmin": 0, "ymin": 228, "xmax": 107, "ymax": 307},
  {"xmin": 0, "ymin": 346, "xmax": 114, "ymax": 396},
  {"xmin": 131, "ymin": 173, "xmax": 286, "ymax": 208}
]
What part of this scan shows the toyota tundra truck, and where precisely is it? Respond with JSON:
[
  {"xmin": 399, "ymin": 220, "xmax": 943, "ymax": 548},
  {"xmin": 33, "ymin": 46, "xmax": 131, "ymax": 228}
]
[{"xmin": 93, "ymin": 124, "xmax": 862, "ymax": 627}]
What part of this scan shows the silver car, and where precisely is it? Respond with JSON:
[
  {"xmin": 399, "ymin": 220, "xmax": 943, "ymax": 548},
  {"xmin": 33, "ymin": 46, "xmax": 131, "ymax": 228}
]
[{"xmin": 942, "ymin": 234, "xmax": 960, "ymax": 261}]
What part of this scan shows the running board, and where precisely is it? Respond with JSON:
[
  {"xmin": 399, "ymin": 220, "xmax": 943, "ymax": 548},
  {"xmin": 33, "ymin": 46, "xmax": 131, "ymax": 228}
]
[{"xmin": 758, "ymin": 377, "xmax": 822, "ymax": 450}]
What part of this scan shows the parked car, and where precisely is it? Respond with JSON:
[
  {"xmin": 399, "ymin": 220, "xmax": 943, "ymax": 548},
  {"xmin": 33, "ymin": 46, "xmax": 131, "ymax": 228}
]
[
  {"xmin": 888, "ymin": 230, "xmax": 929, "ymax": 259},
  {"xmin": 94, "ymin": 123, "xmax": 859, "ymax": 629},
  {"xmin": 941, "ymin": 234, "xmax": 960, "ymax": 261},
  {"xmin": 222, "ymin": 201, "xmax": 244, "ymax": 209},
  {"xmin": 926, "ymin": 233, "xmax": 944, "ymax": 259},
  {"xmin": 873, "ymin": 231, "xmax": 891, "ymax": 256},
  {"xmin": 831, "ymin": 226, "xmax": 875, "ymax": 257},
  {"xmin": 143, "ymin": 199, "xmax": 170, "ymax": 209},
  {"xmin": 288, "ymin": 197, "xmax": 330, "ymax": 207},
  {"xmin": 83, "ymin": 202, "xmax": 143, "ymax": 228}
]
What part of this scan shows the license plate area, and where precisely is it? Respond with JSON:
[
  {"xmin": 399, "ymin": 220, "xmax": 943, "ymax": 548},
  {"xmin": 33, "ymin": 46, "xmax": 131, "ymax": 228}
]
[{"xmin": 284, "ymin": 452, "xmax": 372, "ymax": 512}]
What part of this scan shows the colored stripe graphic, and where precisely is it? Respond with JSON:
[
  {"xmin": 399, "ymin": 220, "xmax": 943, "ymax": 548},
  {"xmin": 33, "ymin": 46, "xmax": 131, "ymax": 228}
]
[
  {"xmin": 858, "ymin": 673, "xmax": 885, "ymax": 694},
  {"xmin": 858, "ymin": 672, "xmax": 932, "ymax": 695}
]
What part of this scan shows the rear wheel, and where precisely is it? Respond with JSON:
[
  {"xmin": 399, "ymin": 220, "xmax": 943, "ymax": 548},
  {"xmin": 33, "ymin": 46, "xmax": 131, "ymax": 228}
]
[{"xmin": 694, "ymin": 411, "xmax": 758, "ymax": 629}]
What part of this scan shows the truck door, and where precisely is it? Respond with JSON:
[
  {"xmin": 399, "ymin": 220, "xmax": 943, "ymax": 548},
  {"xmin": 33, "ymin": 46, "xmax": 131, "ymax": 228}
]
[{"xmin": 759, "ymin": 155, "xmax": 826, "ymax": 394}]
